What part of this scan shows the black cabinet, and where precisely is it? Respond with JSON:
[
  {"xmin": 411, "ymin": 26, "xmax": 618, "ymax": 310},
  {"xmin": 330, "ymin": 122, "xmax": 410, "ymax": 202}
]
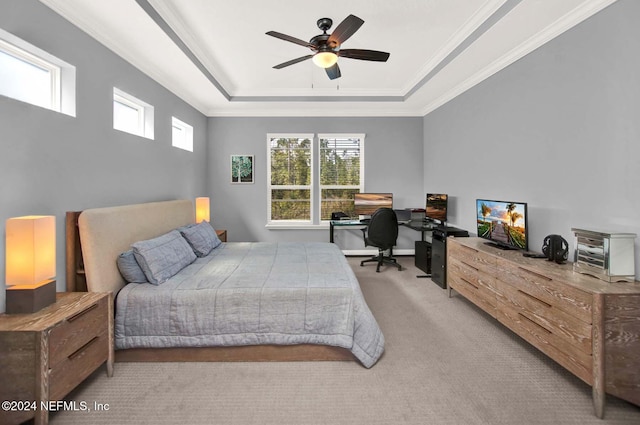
[
  {"xmin": 415, "ymin": 241, "xmax": 432, "ymax": 275},
  {"xmin": 431, "ymin": 226, "xmax": 469, "ymax": 288},
  {"xmin": 431, "ymin": 234, "xmax": 446, "ymax": 287}
]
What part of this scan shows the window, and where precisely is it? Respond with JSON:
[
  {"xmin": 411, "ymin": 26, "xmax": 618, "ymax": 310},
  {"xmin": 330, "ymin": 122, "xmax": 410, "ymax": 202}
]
[
  {"xmin": 113, "ymin": 88, "xmax": 154, "ymax": 139},
  {"xmin": 267, "ymin": 133, "xmax": 364, "ymax": 226},
  {"xmin": 268, "ymin": 134, "xmax": 313, "ymax": 223},
  {"xmin": 319, "ymin": 134, "xmax": 365, "ymax": 220},
  {"xmin": 171, "ymin": 117, "xmax": 193, "ymax": 152},
  {"xmin": 0, "ymin": 28, "xmax": 76, "ymax": 116}
]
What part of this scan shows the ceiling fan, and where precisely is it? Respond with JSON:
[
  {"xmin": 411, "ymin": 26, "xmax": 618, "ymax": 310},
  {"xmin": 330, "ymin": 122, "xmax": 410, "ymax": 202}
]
[{"xmin": 266, "ymin": 14, "xmax": 390, "ymax": 80}]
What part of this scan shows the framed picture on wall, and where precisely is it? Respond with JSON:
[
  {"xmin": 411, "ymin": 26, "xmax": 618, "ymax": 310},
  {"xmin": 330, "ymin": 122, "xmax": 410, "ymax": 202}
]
[{"xmin": 231, "ymin": 155, "xmax": 254, "ymax": 184}]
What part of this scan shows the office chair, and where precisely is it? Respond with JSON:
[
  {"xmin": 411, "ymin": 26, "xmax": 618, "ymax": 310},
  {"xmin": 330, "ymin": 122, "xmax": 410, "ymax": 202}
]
[{"xmin": 360, "ymin": 208, "xmax": 402, "ymax": 272}]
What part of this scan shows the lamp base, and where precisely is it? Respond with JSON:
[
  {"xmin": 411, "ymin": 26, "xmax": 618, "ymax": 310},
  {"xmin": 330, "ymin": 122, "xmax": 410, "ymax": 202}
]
[{"xmin": 6, "ymin": 280, "xmax": 57, "ymax": 314}]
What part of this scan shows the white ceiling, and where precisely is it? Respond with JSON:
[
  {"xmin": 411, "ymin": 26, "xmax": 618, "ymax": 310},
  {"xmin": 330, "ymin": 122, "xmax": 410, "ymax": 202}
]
[{"xmin": 40, "ymin": 0, "xmax": 617, "ymax": 117}]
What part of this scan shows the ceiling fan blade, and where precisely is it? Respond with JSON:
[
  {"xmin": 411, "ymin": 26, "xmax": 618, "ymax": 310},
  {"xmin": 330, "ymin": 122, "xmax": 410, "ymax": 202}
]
[
  {"xmin": 339, "ymin": 49, "xmax": 390, "ymax": 62},
  {"xmin": 325, "ymin": 63, "xmax": 341, "ymax": 80},
  {"xmin": 273, "ymin": 55, "xmax": 313, "ymax": 69},
  {"xmin": 266, "ymin": 31, "xmax": 313, "ymax": 49},
  {"xmin": 327, "ymin": 14, "xmax": 364, "ymax": 45}
]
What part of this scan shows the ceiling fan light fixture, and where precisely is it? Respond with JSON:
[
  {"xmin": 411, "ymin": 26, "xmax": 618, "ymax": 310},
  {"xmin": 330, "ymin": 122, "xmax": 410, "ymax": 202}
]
[{"xmin": 312, "ymin": 51, "xmax": 338, "ymax": 68}]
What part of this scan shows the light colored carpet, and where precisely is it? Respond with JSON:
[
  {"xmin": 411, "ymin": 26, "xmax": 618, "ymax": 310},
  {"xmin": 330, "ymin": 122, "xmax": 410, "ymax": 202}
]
[{"xmin": 51, "ymin": 257, "xmax": 640, "ymax": 424}]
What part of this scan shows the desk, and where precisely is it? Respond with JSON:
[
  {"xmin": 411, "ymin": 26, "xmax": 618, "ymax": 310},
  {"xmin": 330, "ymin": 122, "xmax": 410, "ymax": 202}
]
[
  {"xmin": 329, "ymin": 219, "xmax": 435, "ymax": 243},
  {"xmin": 330, "ymin": 219, "xmax": 436, "ymax": 277},
  {"xmin": 404, "ymin": 220, "xmax": 436, "ymax": 242},
  {"xmin": 329, "ymin": 219, "xmax": 367, "ymax": 243}
]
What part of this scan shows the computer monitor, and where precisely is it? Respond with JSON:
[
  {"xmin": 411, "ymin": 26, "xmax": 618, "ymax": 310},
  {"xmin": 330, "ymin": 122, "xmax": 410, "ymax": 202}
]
[
  {"xmin": 426, "ymin": 193, "xmax": 448, "ymax": 224},
  {"xmin": 354, "ymin": 193, "xmax": 393, "ymax": 217}
]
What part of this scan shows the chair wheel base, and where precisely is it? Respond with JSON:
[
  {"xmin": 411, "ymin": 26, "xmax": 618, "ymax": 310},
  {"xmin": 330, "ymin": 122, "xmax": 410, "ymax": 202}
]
[{"xmin": 360, "ymin": 254, "xmax": 402, "ymax": 272}]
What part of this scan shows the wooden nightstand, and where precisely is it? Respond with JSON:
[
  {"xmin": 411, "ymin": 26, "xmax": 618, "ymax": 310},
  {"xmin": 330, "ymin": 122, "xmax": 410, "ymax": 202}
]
[
  {"xmin": 0, "ymin": 292, "xmax": 114, "ymax": 425},
  {"xmin": 216, "ymin": 229, "xmax": 227, "ymax": 242}
]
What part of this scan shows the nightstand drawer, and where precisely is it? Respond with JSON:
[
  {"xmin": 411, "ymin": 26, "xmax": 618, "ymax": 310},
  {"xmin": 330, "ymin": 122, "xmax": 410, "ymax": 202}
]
[
  {"xmin": 49, "ymin": 296, "xmax": 108, "ymax": 368},
  {"xmin": 49, "ymin": 330, "xmax": 109, "ymax": 401}
]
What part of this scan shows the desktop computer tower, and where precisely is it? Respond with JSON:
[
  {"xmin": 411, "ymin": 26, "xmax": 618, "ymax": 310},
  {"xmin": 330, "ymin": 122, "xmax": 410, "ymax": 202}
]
[
  {"xmin": 431, "ymin": 226, "xmax": 469, "ymax": 288},
  {"xmin": 415, "ymin": 241, "xmax": 432, "ymax": 275}
]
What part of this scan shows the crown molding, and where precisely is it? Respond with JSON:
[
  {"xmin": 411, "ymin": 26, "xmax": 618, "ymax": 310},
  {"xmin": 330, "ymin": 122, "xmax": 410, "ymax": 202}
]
[
  {"xmin": 39, "ymin": 0, "xmax": 619, "ymax": 118},
  {"xmin": 401, "ymin": 0, "xmax": 508, "ymax": 94},
  {"xmin": 419, "ymin": 0, "xmax": 619, "ymax": 116},
  {"xmin": 39, "ymin": 0, "xmax": 211, "ymax": 115},
  {"xmin": 146, "ymin": 0, "xmax": 236, "ymax": 93}
]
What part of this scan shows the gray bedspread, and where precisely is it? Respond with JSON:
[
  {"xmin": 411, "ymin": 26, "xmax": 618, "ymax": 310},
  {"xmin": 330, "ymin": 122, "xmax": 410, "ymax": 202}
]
[{"xmin": 114, "ymin": 242, "xmax": 384, "ymax": 368}]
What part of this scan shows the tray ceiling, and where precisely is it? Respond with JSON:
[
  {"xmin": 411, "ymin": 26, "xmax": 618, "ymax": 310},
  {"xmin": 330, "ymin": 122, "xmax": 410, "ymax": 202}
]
[{"xmin": 39, "ymin": 0, "xmax": 617, "ymax": 117}]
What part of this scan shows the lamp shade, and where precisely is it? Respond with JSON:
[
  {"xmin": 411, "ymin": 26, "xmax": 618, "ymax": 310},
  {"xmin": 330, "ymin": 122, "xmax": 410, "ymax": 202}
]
[
  {"xmin": 195, "ymin": 197, "xmax": 210, "ymax": 223},
  {"xmin": 312, "ymin": 52, "xmax": 338, "ymax": 68},
  {"xmin": 6, "ymin": 215, "xmax": 56, "ymax": 286}
]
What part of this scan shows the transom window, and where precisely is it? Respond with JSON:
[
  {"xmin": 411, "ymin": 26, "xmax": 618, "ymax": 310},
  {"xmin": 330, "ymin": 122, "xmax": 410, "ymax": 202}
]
[
  {"xmin": 172, "ymin": 117, "xmax": 193, "ymax": 152},
  {"xmin": 0, "ymin": 28, "xmax": 75, "ymax": 116},
  {"xmin": 267, "ymin": 133, "xmax": 364, "ymax": 226},
  {"xmin": 113, "ymin": 88, "xmax": 154, "ymax": 139}
]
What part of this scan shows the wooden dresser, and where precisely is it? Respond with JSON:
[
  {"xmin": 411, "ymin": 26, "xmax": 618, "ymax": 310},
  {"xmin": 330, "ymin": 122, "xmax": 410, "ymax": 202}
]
[
  {"xmin": 0, "ymin": 292, "xmax": 114, "ymax": 425},
  {"xmin": 447, "ymin": 237, "xmax": 640, "ymax": 418}
]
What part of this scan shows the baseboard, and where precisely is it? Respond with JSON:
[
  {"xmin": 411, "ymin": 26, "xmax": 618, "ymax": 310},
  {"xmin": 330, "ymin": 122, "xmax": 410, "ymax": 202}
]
[{"xmin": 342, "ymin": 249, "xmax": 415, "ymax": 256}]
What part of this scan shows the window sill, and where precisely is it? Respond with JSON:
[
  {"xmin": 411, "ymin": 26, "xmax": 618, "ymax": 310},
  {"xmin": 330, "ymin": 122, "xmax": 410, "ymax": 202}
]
[{"xmin": 265, "ymin": 223, "xmax": 329, "ymax": 230}]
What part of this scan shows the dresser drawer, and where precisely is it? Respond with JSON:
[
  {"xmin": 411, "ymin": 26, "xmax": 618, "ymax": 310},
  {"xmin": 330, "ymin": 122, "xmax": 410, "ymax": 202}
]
[
  {"xmin": 449, "ymin": 260, "xmax": 497, "ymax": 317},
  {"xmin": 497, "ymin": 300, "xmax": 593, "ymax": 385},
  {"xmin": 498, "ymin": 261, "xmax": 592, "ymax": 324},
  {"xmin": 495, "ymin": 279, "xmax": 592, "ymax": 355},
  {"xmin": 448, "ymin": 241, "xmax": 496, "ymax": 274},
  {"xmin": 49, "ymin": 330, "xmax": 109, "ymax": 401},
  {"xmin": 49, "ymin": 296, "xmax": 108, "ymax": 368}
]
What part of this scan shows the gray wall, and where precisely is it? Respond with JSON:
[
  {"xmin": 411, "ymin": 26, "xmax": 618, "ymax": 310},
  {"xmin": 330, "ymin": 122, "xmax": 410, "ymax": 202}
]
[
  {"xmin": 0, "ymin": 0, "xmax": 208, "ymax": 312},
  {"xmin": 423, "ymin": 0, "xmax": 640, "ymax": 278},
  {"xmin": 207, "ymin": 117, "xmax": 424, "ymax": 251}
]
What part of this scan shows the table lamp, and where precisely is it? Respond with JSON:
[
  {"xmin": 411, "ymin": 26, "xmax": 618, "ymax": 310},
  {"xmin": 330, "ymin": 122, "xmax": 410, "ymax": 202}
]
[
  {"xmin": 5, "ymin": 215, "xmax": 57, "ymax": 314},
  {"xmin": 195, "ymin": 197, "xmax": 210, "ymax": 223}
]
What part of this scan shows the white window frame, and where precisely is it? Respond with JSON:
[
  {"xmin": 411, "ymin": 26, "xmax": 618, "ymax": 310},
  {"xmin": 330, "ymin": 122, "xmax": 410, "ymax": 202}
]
[
  {"xmin": 318, "ymin": 134, "xmax": 365, "ymax": 223},
  {"xmin": 267, "ymin": 133, "xmax": 315, "ymax": 227},
  {"xmin": 266, "ymin": 133, "xmax": 365, "ymax": 229},
  {"xmin": 171, "ymin": 116, "xmax": 193, "ymax": 152},
  {"xmin": 113, "ymin": 87, "xmax": 154, "ymax": 139},
  {"xmin": 0, "ymin": 28, "xmax": 76, "ymax": 116}
]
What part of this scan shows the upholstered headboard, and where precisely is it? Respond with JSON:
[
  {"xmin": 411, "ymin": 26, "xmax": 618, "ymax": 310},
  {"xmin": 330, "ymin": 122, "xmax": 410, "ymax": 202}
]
[{"xmin": 78, "ymin": 200, "xmax": 195, "ymax": 294}]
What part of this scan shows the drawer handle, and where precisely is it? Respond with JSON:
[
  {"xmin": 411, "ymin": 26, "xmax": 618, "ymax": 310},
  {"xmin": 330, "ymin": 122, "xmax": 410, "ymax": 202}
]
[
  {"xmin": 461, "ymin": 260, "xmax": 479, "ymax": 272},
  {"xmin": 67, "ymin": 303, "xmax": 99, "ymax": 322},
  {"xmin": 460, "ymin": 245, "xmax": 478, "ymax": 254},
  {"xmin": 517, "ymin": 290, "xmax": 552, "ymax": 308},
  {"xmin": 517, "ymin": 267, "xmax": 552, "ymax": 281},
  {"xmin": 68, "ymin": 336, "xmax": 99, "ymax": 360},
  {"xmin": 518, "ymin": 313, "xmax": 551, "ymax": 334},
  {"xmin": 460, "ymin": 277, "xmax": 479, "ymax": 290}
]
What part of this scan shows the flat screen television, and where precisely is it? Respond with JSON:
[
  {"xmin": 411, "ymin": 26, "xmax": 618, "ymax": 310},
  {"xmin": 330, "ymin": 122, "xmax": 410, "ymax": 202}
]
[
  {"xmin": 426, "ymin": 193, "xmax": 448, "ymax": 223},
  {"xmin": 354, "ymin": 193, "xmax": 393, "ymax": 217},
  {"xmin": 476, "ymin": 199, "xmax": 528, "ymax": 250}
]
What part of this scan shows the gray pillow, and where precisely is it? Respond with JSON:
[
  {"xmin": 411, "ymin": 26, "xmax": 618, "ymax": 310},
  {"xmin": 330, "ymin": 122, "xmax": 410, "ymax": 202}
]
[
  {"xmin": 179, "ymin": 221, "xmax": 222, "ymax": 257},
  {"xmin": 132, "ymin": 230, "xmax": 196, "ymax": 285},
  {"xmin": 116, "ymin": 250, "xmax": 148, "ymax": 283}
]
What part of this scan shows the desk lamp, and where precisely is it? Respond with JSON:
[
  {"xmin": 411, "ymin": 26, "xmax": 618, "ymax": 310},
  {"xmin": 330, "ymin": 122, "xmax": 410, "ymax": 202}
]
[{"xmin": 5, "ymin": 215, "xmax": 57, "ymax": 314}]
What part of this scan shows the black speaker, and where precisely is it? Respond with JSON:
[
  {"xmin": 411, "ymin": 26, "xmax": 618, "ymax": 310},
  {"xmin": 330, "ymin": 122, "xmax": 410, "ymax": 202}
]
[{"xmin": 542, "ymin": 234, "xmax": 569, "ymax": 264}]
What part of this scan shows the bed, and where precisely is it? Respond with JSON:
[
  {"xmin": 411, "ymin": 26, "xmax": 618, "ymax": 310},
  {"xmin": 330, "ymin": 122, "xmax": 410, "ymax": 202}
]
[{"xmin": 67, "ymin": 200, "xmax": 384, "ymax": 368}]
